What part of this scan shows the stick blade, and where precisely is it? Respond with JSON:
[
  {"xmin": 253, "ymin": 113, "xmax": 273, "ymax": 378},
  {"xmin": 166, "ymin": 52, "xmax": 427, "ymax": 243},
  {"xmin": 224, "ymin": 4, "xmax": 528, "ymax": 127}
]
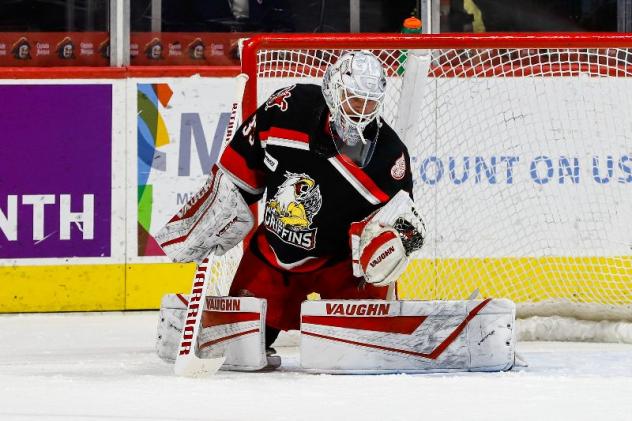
[{"xmin": 174, "ymin": 355, "xmax": 226, "ymax": 378}]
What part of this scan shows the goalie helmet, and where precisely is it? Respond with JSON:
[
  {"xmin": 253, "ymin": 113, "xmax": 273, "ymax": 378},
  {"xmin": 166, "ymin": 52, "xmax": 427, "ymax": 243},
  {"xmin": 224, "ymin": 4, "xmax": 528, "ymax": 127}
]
[{"xmin": 322, "ymin": 50, "xmax": 386, "ymax": 167}]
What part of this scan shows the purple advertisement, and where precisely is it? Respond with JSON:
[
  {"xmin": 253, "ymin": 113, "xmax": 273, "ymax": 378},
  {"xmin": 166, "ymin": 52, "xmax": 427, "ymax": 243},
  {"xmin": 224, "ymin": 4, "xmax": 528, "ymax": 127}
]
[{"xmin": 0, "ymin": 84, "xmax": 112, "ymax": 259}]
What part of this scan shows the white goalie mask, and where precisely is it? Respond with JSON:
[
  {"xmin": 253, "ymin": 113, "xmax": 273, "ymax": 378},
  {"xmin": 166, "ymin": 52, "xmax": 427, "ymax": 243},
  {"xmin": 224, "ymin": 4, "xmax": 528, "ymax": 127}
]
[{"xmin": 322, "ymin": 51, "xmax": 386, "ymax": 166}]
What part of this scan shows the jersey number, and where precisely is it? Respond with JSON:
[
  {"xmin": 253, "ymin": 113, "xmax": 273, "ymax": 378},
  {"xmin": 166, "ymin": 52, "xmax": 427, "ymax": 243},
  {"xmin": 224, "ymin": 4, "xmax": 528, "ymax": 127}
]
[{"xmin": 242, "ymin": 115, "xmax": 257, "ymax": 146}]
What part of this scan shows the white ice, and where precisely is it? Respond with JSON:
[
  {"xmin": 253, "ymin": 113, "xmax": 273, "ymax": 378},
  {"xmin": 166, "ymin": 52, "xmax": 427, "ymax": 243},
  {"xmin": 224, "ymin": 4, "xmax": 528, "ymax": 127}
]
[{"xmin": 1, "ymin": 312, "xmax": 632, "ymax": 421}]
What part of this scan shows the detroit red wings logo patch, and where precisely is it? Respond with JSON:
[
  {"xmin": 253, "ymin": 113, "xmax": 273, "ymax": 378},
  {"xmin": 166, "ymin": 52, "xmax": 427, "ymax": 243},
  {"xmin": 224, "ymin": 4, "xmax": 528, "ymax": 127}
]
[
  {"xmin": 265, "ymin": 85, "xmax": 295, "ymax": 112},
  {"xmin": 391, "ymin": 153, "xmax": 406, "ymax": 180}
]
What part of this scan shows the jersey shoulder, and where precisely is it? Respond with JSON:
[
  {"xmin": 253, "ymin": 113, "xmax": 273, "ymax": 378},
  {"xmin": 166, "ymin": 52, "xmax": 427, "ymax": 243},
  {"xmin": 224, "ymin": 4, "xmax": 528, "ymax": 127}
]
[
  {"xmin": 264, "ymin": 83, "xmax": 324, "ymax": 116},
  {"xmin": 369, "ymin": 120, "xmax": 412, "ymax": 197},
  {"xmin": 261, "ymin": 84, "xmax": 326, "ymax": 133},
  {"xmin": 377, "ymin": 119, "xmax": 410, "ymax": 158}
]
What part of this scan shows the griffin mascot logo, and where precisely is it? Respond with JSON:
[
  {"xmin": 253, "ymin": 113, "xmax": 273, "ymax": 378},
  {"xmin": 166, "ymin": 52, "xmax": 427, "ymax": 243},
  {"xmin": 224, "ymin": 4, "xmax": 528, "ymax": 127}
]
[{"xmin": 264, "ymin": 171, "xmax": 322, "ymax": 250}]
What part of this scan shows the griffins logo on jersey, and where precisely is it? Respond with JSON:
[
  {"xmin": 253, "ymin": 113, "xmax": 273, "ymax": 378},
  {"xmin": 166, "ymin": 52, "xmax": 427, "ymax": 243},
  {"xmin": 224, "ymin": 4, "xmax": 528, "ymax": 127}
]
[
  {"xmin": 264, "ymin": 171, "xmax": 322, "ymax": 250},
  {"xmin": 265, "ymin": 85, "xmax": 295, "ymax": 112}
]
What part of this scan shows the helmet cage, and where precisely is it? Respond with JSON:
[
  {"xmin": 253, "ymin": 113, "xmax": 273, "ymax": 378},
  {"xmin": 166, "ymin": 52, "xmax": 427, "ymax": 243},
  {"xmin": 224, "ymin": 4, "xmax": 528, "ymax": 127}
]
[
  {"xmin": 335, "ymin": 84, "xmax": 384, "ymax": 134},
  {"xmin": 323, "ymin": 51, "xmax": 386, "ymax": 146}
]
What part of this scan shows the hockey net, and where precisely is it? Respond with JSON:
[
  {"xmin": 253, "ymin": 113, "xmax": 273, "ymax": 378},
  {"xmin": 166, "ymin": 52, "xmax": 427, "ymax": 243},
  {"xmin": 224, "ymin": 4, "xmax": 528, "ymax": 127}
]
[{"xmin": 238, "ymin": 33, "xmax": 632, "ymax": 342}]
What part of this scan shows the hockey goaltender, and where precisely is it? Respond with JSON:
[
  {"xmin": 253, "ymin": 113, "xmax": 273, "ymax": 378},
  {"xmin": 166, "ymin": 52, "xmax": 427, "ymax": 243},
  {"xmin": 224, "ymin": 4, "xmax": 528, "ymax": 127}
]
[{"xmin": 154, "ymin": 51, "xmax": 517, "ymax": 375}]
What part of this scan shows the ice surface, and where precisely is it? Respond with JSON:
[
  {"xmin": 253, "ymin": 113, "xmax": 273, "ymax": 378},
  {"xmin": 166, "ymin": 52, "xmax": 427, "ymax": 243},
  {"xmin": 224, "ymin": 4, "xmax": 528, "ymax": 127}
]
[{"xmin": 1, "ymin": 312, "xmax": 631, "ymax": 421}]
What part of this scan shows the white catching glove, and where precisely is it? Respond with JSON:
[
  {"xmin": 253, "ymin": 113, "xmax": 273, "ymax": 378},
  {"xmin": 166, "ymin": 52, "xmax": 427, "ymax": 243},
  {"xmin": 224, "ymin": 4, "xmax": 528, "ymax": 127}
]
[
  {"xmin": 350, "ymin": 190, "xmax": 426, "ymax": 287},
  {"xmin": 155, "ymin": 167, "xmax": 254, "ymax": 263}
]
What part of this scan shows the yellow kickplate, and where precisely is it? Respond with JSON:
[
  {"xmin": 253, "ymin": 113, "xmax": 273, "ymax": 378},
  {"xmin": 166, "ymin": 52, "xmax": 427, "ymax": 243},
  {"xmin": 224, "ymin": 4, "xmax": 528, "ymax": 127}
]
[{"xmin": 0, "ymin": 262, "xmax": 196, "ymax": 312}]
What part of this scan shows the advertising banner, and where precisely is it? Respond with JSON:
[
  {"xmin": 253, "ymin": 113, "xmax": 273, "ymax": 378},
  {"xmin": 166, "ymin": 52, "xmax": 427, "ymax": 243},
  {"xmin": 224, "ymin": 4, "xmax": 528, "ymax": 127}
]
[
  {"xmin": 136, "ymin": 78, "xmax": 237, "ymax": 257},
  {"xmin": 0, "ymin": 33, "xmax": 109, "ymax": 67},
  {"xmin": 0, "ymin": 84, "xmax": 112, "ymax": 259},
  {"xmin": 408, "ymin": 77, "xmax": 632, "ymax": 259},
  {"xmin": 130, "ymin": 32, "xmax": 247, "ymax": 66}
]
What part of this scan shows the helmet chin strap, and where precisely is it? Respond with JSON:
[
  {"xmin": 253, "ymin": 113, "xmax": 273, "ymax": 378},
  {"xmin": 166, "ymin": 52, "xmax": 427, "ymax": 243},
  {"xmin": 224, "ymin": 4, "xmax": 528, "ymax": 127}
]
[{"xmin": 357, "ymin": 126, "xmax": 368, "ymax": 145}]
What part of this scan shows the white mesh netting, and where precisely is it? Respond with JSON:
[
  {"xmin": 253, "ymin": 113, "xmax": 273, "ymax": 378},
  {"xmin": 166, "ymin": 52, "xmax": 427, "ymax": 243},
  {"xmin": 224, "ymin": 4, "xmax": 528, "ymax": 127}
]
[
  {"xmin": 208, "ymin": 245, "xmax": 244, "ymax": 297},
  {"xmin": 249, "ymin": 43, "xmax": 632, "ymax": 331}
]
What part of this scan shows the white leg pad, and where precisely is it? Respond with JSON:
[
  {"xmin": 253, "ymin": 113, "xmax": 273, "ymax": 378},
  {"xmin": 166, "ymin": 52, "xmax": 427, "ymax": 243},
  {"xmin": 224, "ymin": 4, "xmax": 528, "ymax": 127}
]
[
  {"xmin": 200, "ymin": 296, "xmax": 269, "ymax": 371},
  {"xmin": 156, "ymin": 295, "xmax": 271, "ymax": 371},
  {"xmin": 156, "ymin": 294, "xmax": 190, "ymax": 363},
  {"xmin": 300, "ymin": 299, "xmax": 516, "ymax": 373}
]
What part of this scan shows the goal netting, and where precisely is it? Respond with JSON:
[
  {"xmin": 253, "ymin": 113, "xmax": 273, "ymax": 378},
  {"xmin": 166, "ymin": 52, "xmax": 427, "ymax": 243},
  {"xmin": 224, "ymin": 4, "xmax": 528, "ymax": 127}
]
[{"xmin": 237, "ymin": 34, "xmax": 632, "ymax": 342}]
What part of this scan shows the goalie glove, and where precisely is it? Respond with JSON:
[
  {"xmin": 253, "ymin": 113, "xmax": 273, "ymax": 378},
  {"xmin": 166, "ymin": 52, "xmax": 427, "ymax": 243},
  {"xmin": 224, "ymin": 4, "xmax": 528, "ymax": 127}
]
[{"xmin": 350, "ymin": 190, "xmax": 426, "ymax": 286}]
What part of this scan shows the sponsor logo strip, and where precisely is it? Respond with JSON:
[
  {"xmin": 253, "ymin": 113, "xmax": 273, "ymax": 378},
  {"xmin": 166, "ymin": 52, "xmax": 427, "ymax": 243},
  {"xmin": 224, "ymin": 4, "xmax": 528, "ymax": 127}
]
[
  {"xmin": 205, "ymin": 296, "xmax": 242, "ymax": 311},
  {"xmin": 201, "ymin": 311, "xmax": 260, "ymax": 328}
]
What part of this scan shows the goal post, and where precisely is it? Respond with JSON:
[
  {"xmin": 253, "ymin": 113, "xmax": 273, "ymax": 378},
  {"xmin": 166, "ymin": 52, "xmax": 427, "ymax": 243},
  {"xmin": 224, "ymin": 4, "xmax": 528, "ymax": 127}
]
[{"xmin": 239, "ymin": 33, "xmax": 632, "ymax": 339}]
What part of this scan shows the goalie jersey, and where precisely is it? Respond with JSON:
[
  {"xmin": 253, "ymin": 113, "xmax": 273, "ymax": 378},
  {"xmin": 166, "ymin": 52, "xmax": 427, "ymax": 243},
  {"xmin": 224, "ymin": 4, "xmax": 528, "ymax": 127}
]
[{"xmin": 219, "ymin": 84, "xmax": 413, "ymax": 272}]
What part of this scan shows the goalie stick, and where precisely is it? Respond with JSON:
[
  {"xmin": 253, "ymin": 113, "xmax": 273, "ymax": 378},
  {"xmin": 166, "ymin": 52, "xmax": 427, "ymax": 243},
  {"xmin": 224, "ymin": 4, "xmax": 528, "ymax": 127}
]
[
  {"xmin": 173, "ymin": 73, "xmax": 249, "ymax": 377},
  {"xmin": 174, "ymin": 257, "xmax": 226, "ymax": 376}
]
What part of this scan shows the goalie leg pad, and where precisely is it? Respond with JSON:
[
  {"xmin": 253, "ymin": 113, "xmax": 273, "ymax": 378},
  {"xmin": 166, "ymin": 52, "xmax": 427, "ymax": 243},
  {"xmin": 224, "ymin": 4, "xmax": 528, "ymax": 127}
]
[
  {"xmin": 156, "ymin": 294, "xmax": 189, "ymax": 363},
  {"xmin": 155, "ymin": 166, "xmax": 254, "ymax": 263},
  {"xmin": 156, "ymin": 294, "xmax": 276, "ymax": 371},
  {"xmin": 201, "ymin": 296, "xmax": 271, "ymax": 371},
  {"xmin": 300, "ymin": 298, "xmax": 516, "ymax": 373}
]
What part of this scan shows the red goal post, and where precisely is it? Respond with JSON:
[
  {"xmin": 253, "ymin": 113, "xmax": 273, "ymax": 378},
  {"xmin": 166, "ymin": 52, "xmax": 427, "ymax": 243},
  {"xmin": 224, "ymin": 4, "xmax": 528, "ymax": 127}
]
[{"xmin": 238, "ymin": 33, "xmax": 632, "ymax": 340}]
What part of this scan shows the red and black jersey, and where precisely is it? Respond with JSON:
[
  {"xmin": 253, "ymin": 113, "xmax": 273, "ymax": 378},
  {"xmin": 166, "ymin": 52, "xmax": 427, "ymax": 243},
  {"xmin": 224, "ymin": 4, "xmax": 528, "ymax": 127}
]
[{"xmin": 219, "ymin": 84, "xmax": 413, "ymax": 272}]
